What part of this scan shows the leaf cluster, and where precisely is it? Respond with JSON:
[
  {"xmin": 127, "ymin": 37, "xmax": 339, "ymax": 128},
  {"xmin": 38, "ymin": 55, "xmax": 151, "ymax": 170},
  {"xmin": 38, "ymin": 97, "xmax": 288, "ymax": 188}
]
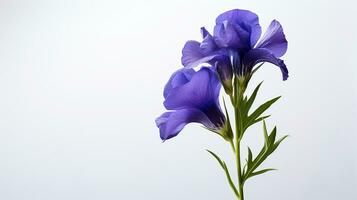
[
  {"xmin": 239, "ymin": 82, "xmax": 280, "ymax": 136},
  {"xmin": 242, "ymin": 121, "xmax": 288, "ymax": 183},
  {"xmin": 206, "ymin": 81, "xmax": 288, "ymax": 197}
]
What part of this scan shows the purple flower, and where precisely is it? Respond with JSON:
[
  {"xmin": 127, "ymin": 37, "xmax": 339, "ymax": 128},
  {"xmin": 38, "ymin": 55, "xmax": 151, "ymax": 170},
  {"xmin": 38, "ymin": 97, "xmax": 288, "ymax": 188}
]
[
  {"xmin": 181, "ymin": 9, "xmax": 288, "ymax": 81},
  {"xmin": 156, "ymin": 67, "xmax": 228, "ymax": 140}
]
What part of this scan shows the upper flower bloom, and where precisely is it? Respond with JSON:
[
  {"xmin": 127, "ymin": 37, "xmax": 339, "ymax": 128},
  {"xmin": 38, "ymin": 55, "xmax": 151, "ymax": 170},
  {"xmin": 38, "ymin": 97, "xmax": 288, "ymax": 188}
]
[
  {"xmin": 181, "ymin": 9, "xmax": 288, "ymax": 81},
  {"xmin": 156, "ymin": 67, "xmax": 229, "ymax": 140}
]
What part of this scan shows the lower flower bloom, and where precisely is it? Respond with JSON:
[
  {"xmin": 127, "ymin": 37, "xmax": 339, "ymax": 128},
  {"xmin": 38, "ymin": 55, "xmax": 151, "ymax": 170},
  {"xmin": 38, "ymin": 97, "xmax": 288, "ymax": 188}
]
[{"xmin": 156, "ymin": 67, "xmax": 227, "ymax": 140}]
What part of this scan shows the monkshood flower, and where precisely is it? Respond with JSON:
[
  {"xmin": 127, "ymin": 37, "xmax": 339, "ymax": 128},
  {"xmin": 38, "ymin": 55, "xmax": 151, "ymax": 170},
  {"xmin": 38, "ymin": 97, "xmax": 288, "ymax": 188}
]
[
  {"xmin": 156, "ymin": 67, "xmax": 232, "ymax": 141},
  {"xmin": 156, "ymin": 8, "xmax": 289, "ymax": 200},
  {"xmin": 181, "ymin": 9, "xmax": 288, "ymax": 92}
]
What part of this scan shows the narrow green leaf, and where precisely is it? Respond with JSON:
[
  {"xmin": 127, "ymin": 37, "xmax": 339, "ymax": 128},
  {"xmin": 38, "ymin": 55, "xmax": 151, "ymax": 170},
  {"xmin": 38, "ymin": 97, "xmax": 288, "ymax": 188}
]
[
  {"xmin": 244, "ymin": 115, "xmax": 270, "ymax": 130},
  {"xmin": 268, "ymin": 126, "xmax": 277, "ymax": 145},
  {"xmin": 253, "ymin": 115, "xmax": 270, "ymax": 124},
  {"xmin": 252, "ymin": 62, "xmax": 265, "ymax": 74},
  {"xmin": 242, "ymin": 163, "xmax": 247, "ymax": 176},
  {"xmin": 248, "ymin": 168, "xmax": 276, "ymax": 179},
  {"xmin": 222, "ymin": 97, "xmax": 233, "ymax": 140},
  {"xmin": 245, "ymin": 82, "xmax": 263, "ymax": 114},
  {"xmin": 222, "ymin": 97, "xmax": 229, "ymax": 118},
  {"xmin": 263, "ymin": 121, "xmax": 269, "ymax": 148},
  {"xmin": 250, "ymin": 149, "xmax": 268, "ymax": 173},
  {"xmin": 243, "ymin": 126, "xmax": 288, "ymax": 183},
  {"xmin": 206, "ymin": 150, "xmax": 239, "ymax": 198},
  {"xmin": 206, "ymin": 149, "xmax": 225, "ymax": 169},
  {"xmin": 247, "ymin": 147, "xmax": 253, "ymax": 166},
  {"xmin": 248, "ymin": 96, "xmax": 281, "ymax": 123},
  {"xmin": 272, "ymin": 135, "xmax": 289, "ymax": 152},
  {"xmin": 222, "ymin": 162, "xmax": 239, "ymax": 197}
]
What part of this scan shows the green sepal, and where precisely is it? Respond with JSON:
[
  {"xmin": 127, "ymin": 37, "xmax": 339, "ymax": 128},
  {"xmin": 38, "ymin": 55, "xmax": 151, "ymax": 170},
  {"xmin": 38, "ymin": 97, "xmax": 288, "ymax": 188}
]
[{"xmin": 202, "ymin": 126, "xmax": 222, "ymax": 137}]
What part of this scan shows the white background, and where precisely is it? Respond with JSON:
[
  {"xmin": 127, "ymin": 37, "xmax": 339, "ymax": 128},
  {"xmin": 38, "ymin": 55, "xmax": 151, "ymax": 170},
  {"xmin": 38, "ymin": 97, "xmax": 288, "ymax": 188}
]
[{"xmin": 0, "ymin": 0, "xmax": 356, "ymax": 199}]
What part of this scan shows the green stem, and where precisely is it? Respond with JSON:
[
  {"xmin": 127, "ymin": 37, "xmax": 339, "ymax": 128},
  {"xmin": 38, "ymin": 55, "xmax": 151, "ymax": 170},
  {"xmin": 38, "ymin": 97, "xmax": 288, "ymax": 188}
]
[
  {"xmin": 229, "ymin": 140, "xmax": 235, "ymax": 153},
  {"xmin": 234, "ymin": 105, "xmax": 244, "ymax": 200},
  {"xmin": 231, "ymin": 77, "xmax": 246, "ymax": 200},
  {"xmin": 236, "ymin": 143, "xmax": 244, "ymax": 200}
]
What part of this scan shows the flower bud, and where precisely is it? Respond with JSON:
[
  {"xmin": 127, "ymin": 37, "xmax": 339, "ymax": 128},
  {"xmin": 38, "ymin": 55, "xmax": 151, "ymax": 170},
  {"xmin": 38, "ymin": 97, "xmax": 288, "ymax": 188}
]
[{"xmin": 215, "ymin": 60, "xmax": 233, "ymax": 95}]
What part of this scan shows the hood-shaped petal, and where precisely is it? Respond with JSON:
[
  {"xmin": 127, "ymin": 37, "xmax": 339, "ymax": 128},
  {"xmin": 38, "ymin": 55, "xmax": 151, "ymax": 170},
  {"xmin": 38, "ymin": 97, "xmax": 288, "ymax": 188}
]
[
  {"xmin": 156, "ymin": 109, "xmax": 213, "ymax": 140},
  {"xmin": 164, "ymin": 67, "xmax": 221, "ymax": 110},
  {"xmin": 163, "ymin": 68, "xmax": 195, "ymax": 98},
  {"xmin": 181, "ymin": 27, "xmax": 220, "ymax": 68},
  {"xmin": 213, "ymin": 21, "xmax": 250, "ymax": 50},
  {"xmin": 181, "ymin": 40, "xmax": 218, "ymax": 68},
  {"xmin": 256, "ymin": 20, "xmax": 288, "ymax": 57},
  {"xmin": 200, "ymin": 27, "xmax": 218, "ymax": 54},
  {"xmin": 214, "ymin": 9, "xmax": 262, "ymax": 49},
  {"xmin": 243, "ymin": 48, "xmax": 289, "ymax": 80}
]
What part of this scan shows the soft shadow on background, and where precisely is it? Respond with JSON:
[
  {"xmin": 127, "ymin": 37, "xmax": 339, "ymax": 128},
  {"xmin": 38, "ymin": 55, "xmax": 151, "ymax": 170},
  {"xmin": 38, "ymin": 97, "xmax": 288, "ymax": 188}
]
[{"xmin": 0, "ymin": 0, "xmax": 356, "ymax": 199}]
